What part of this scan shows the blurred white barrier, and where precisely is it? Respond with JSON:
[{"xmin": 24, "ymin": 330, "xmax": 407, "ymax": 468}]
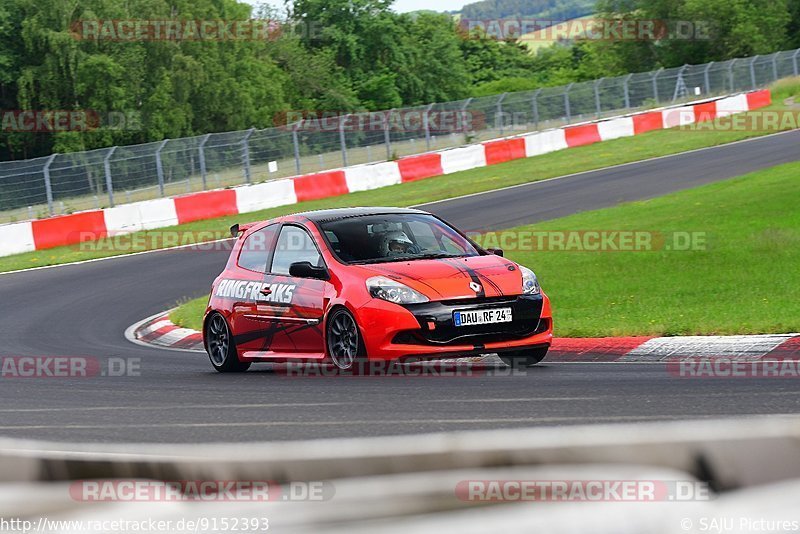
[{"xmin": 2, "ymin": 417, "xmax": 800, "ymax": 533}]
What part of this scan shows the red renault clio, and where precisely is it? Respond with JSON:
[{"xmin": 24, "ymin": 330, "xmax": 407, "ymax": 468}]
[{"xmin": 203, "ymin": 207, "xmax": 552, "ymax": 372}]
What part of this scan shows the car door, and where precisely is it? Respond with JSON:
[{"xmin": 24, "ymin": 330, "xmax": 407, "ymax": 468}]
[
  {"xmin": 264, "ymin": 224, "xmax": 328, "ymax": 356},
  {"xmin": 227, "ymin": 224, "xmax": 281, "ymax": 355}
]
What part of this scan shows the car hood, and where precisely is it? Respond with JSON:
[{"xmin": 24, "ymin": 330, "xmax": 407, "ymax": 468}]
[{"xmin": 354, "ymin": 255, "xmax": 524, "ymax": 301}]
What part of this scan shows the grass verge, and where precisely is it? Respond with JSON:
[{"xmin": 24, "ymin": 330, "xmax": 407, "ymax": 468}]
[
  {"xmin": 172, "ymin": 161, "xmax": 800, "ymax": 337},
  {"xmin": 2, "ymin": 78, "xmax": 799, "ymax": 274},
  {"xmin": 170, "ymin": 298, "xmax": 209, "ymax": 332}
]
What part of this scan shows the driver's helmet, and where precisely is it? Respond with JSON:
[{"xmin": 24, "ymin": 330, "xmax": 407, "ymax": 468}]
[{"xmin": 381, "ymin": 231, "xmax": 415, "ymax": 257}]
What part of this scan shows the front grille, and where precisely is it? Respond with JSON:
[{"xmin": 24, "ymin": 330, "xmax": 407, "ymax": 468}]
[
  {"xmin": 439, "ymin": 296, "xmax": 517, "ymax": 307},
  {"xmin": 394, "ymin": 296, "xmax": 547, "ymax": 346}
]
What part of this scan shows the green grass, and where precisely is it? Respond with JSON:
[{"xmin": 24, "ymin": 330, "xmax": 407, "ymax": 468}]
[
  {"xmin": 514, "ymin": 162, "xmax": 800, "ymax": 337},
  {"xmin": 170, "ymin": 297, "xmax": 209, "ymax": 332},
  {"xmin": 172, "ymin": 161, "xmax": 800, "ymax": 336},
  {"xmin": 2, "ymin": 78, "xmax": 798, "ymax": 274}
]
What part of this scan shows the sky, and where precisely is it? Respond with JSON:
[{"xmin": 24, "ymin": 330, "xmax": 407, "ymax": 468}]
[{"xmin": 246, "ymin": 0, "xmax": 472, "ymax": 13}]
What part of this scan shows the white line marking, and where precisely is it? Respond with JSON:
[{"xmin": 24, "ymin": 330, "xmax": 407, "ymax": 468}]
[
  {"xmin": 0, "ymin": 415, "xmax": 748, "ymax": 430},
  {"xmin": 428, "ymin": 397, "xmax": 600, "ymax": 402},
  {"xmin": 0, "ymin": 403, "xmax": 353, "ymax": 413},
  {"xmin": 0, "ymin": 238, "xmax": 234, "ymax": 277}
]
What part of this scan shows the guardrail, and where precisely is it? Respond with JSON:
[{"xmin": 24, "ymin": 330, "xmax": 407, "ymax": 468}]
[{"xmin": 2, "ymin": 416, "xmax": 799, "ymax": 532}]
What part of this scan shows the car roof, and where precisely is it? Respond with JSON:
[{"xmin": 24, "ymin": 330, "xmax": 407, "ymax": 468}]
[{"xmin": 293, "ymin": 207, "xmax": 430, "ymax": 223}]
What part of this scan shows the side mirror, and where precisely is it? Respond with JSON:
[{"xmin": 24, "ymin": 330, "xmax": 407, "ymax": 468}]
[
  {"xmin": 289, "ymin": 261, "xmax": 329, "ymax": 280},
  {"xmin": 487, "ymin": 248, "xmax": 504, "ymax": 257}
]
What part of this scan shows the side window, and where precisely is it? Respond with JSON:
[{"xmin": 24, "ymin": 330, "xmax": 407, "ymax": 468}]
[
  {"xmin": 237, "ymin": 225, "xmax": 278, "ymax": 273},
  {"xmin": 441, "ymin": 235, "xmax": 467, "ymax": 255},
  {"xmin": 271, "ymin": 226, "xmax": 323, "ymax": 276},
  {"xmin": 406, "ymin": 221, "xmax": 438, "ymax": 251}
]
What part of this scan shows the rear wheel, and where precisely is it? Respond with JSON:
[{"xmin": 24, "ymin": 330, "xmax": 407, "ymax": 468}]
[
  {"xmin": 499, "ymin": 346, "xmax": 549, "ymax": 369},
  {"xmin": 326, "ymin": 307, "xmax": 365, "ymax": 371},
  {"xmin": 205, "ymin": 313, "xmax": 251, "ymax": 373}
]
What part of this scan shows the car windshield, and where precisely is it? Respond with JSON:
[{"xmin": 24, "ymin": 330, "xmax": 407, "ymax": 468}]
[{"xmin": 318, "ymin": 213, "xmax": 480, "ymax": 264}]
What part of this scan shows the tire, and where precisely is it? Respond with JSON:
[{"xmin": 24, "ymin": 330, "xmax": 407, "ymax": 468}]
[
  {"xmin": 205, "ymin": 312, "xmax": 251, "ymax": 373},
  {"xmin": 326, "ymin": 307, "xmax": 366, "ymax": 372},
  {"xmin": 499, "ymin": 346, "xmax": 549, "ymax": 369}
]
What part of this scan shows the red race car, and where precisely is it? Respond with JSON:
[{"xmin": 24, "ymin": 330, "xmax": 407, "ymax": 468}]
[{"xmin": 203, "ymin": 207, "xmax": 552, "ymax": 372}]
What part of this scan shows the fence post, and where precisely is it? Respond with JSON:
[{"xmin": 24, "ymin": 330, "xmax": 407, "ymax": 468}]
[
  {"xmin": 103, "ymin": 146, "xmax": 117, "ymax": 208},
  {"xmin": 564, "ymin": 83, "xmax": 574, "ymax": 123},
  {"xmin": 423, "ymin": 103, "xmax": 435, "ymax": 150},
  {"xmin": 652, "ymin": 68, "xmax": 663, "ymax": 104},
  {"xmin": 672, "ymin": 64, "xmax": 688, "ymax": 102},
  {"xmin": 339, "ymin": 114, "xmax": 350, "ymax": 167},
  {"xmin": 292, "ymin": 123, "xmax": 302, "ymax": 175},
  {"xmin": 749, "ymin": 55, "xmax": 759, "ymax": 89},
  {"xmin": 383, "ymin": 111, "xmax": 393, "ymax": 160},
  {"xmin": 771, "ymin": 52, "xmax": 779, "ymax": 82},
  {"xmin": 155, "ymin": 139, "xmax": 168, "ymax": 197},
  {"xmin": 42, "ymin": 153, "xmax": 57, "ymax": 216},
  {"xmin": 703, "ymin": 62, "xmax": 714, "ymax": 95},
  {"xmin": 198, "ymin": 134, "xmax": 210, "ymax": 190},
  {"xmin": 241, "ymin": 128, "xmax": 255, "ymax": 184},
  {"xmin": 728, "ymin": 59, "xmax": 737, "ymax": 91},
  {"xmin": 532, "ymin": 89, "xmax": 541, "ymax": 130},
  {"xmin": 623, "ymin": 74, "xmax": 632, "ymax": 109},
  {"xmin": 593, "ymin": 78, "xmax": 604, "ymax": 118},
  {"xmin": 460, "ymin": 98, "xmax": 473, "ymax": 138},
  {"xmin": 793, "ymin": 49, "xmax": 800, "ymax": 77},
  {"xmin": 496, "ymin": 93, "xmax": 508, "ymax": 136}
]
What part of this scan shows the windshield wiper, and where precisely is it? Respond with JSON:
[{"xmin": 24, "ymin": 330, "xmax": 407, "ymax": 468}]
[
  {"xmin": 350, "ymin": 253, "xmax": 464, "ymax": 265},
  {"xmin": 413, "ymin": 253, "xmax": 464, "ymax": 260}
]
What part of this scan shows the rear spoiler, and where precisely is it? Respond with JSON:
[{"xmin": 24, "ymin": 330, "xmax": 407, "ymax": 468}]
[{"xmin": 230, "ymin": 222, "xmax": 257, "ymax": 238}]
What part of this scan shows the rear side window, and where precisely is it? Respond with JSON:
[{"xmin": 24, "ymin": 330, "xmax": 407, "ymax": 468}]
[{"xmin": 237, "ymin": 224, "xmax": 279, "ymax": 273}]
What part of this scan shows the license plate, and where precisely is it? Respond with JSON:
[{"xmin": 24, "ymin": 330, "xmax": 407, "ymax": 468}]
[{"xmin": 453, "ymin": 308, "xmax": 513, "ymax": 327}]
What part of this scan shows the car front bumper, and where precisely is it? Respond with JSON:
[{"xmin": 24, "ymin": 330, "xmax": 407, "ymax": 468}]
[{"xmin": 355, "ymin": 293, "xmax": 553, "ymax": 362}]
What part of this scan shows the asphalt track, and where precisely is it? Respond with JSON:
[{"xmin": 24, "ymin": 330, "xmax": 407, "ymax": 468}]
[{"xmin": 1, "ymin": 130, "xmax": 799, "ymax": 444}]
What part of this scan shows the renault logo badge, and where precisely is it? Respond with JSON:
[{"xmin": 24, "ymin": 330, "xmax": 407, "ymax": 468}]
[{"xmin": 470, "ymin": 281, "xmax": 482, "ymax": 293}]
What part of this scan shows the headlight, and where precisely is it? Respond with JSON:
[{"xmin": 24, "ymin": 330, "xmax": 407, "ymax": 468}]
[
  {"xmin": 519, "ymin": 266, "xmax": 541, "ymax": 295},
  {"xmin": 366, "ymin": 276, "xmax": 429, "ymax": 304}
]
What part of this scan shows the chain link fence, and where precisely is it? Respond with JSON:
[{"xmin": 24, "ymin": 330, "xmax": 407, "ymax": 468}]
[{"xmin": 1, "ymin": 48, "xmax": 798, "ymax": 223}]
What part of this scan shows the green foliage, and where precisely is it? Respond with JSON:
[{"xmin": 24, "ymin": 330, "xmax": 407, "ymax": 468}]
[
  {"xmin": 592, "ymin": 0, "xmax": 793, "ymax": 71},
  {"xmin": 1, "ymin": 0, "xmax": 799, "ymax": 162}
]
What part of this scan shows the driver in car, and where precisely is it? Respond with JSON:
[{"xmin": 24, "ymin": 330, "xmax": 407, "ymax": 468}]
[{"xmin": 381, "ymin": 231, "xmax": 420, "ymax": 257}]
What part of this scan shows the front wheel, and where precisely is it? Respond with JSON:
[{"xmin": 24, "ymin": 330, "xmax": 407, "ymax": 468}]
[
  {"xmin": 326, "ymin": 307, "xmax": 365, "ymax": 371},
  {"xmin": 499, "ymin": 346, "xmax": 549, "ymax": 369},
  {"xmin": 205, "ymin": 313, "xmax": 251, "ymax": 373}
]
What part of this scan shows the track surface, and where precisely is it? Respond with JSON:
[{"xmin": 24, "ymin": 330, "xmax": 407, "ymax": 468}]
[{"xmin": 1, "ymin": 130, "xmax": 799, "ymax": 444}]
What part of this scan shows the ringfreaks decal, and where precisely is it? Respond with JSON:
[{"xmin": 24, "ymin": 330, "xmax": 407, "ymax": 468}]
[{"xmin": 216, "ymin": 279, "xmax": 296, "ymax": 304}]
